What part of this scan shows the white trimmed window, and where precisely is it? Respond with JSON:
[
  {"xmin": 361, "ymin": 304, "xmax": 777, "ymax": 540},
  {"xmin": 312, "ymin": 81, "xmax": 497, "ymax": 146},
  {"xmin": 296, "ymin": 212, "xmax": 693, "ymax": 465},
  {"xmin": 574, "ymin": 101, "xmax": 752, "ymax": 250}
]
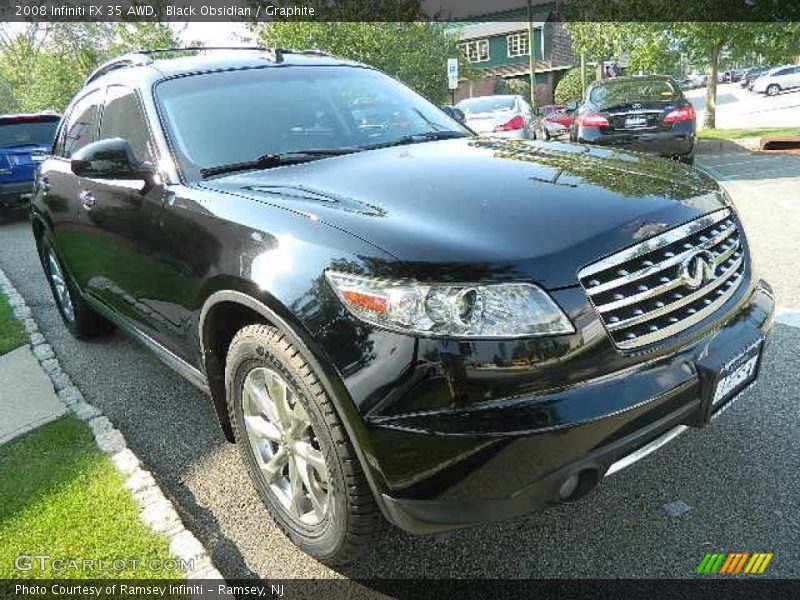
[
  {"xmin": 460, "ymin": 39, "xmax": 490, "ymax": 63},
  {"xmin": 507, "ymin": 33, "xmax": 529, "ymax": 58}
]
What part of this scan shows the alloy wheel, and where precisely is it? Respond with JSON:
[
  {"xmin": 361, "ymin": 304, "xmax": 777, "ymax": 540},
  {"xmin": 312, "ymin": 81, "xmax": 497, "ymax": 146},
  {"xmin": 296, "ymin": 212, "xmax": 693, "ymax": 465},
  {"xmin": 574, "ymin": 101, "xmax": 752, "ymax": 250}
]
[
  {"xmin": 767, "ymin": 85, "xmax": 780, "ymax": 96},
  {"xmin": 46, "ymin": 249, "xmax": 75, "ymax": 323},
  {"xmin": 241, "ymin": 366, "xmax": 330, "ymax": 526}
]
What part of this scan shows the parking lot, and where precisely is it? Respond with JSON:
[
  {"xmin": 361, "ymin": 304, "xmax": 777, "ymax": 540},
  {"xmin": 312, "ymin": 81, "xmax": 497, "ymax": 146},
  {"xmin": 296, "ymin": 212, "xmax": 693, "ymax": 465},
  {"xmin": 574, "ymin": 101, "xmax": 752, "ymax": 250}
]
[
  {"xmin": 686, "ymin": 82, "xmax": 800, "ymax": 129},
  {"xmin": 1, "ymin": 148, "xmax": 799, "ymax": 582}
]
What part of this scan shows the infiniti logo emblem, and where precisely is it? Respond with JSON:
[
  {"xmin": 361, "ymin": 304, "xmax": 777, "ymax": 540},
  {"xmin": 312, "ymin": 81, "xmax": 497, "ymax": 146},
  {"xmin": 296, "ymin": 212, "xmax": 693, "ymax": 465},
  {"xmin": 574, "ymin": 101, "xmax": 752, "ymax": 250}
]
[{"xmin": 680, "ymin": 250, "xmax": 717, "ymax": 289}]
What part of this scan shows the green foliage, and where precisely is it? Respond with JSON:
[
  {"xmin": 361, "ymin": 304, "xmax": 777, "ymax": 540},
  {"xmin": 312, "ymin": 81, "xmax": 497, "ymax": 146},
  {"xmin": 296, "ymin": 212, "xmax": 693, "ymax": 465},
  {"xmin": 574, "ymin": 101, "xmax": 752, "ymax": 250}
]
[
  {"xmin": 0, "ymin": 417, "xmax": 175, "ymax": 578},
  {"xmin": 256, "ymin": 22, "xmax": 467, "ymax": 103},
  {"xmin": 495, "ymin": 77, "xmax": 531, "ymax": 100},
  {"xmin": 0, "ymin": 23, "xmax": 181, "ymax": 113},
  {"xmin": 554, "ymin": 67, "xmax": 591, "ymax": 104},
  {"xmin": 0, "ymin": 291, "xmax": 25, "ymax": 357}
]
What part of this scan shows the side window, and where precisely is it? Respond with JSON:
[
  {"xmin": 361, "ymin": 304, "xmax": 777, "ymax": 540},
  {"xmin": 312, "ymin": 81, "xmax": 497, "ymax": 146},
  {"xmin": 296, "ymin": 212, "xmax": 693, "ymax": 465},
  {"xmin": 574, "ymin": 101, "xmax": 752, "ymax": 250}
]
[
  {"xmin": 99, "ymin": 86, "xmax": 154, "ymax": 163},
  {"xmin": 61, "ymin": 90, "xmax": 102, "ymax": 158}
]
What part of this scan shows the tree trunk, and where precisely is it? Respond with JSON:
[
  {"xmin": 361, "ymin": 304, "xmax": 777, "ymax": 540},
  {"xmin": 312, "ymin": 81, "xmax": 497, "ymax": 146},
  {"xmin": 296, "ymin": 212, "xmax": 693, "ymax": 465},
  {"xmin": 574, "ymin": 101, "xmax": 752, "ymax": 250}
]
[{"xmin": 704, "ymin": 43, "xmax": 723, "ymax": 130}]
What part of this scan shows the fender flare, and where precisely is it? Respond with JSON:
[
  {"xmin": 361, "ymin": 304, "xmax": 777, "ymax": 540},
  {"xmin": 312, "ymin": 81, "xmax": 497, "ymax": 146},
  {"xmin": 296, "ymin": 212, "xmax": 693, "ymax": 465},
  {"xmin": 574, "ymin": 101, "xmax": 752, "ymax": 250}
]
[{"xmin": 198, "ymin": 290, "xmax": 391, "ymax": 516}]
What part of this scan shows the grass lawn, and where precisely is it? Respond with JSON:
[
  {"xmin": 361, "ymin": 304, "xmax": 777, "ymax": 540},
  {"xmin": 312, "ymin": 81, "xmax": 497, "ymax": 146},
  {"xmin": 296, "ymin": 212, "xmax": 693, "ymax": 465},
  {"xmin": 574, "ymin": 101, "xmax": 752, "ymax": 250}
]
[
  {"xmin": 0, "ymin": 417, "xmax": 177, "ymax": 578},
  {"xmin": 698, "ymin": 127, "xmax": 800, "ymax": 140},
  {"xmin": 0, "ymin": 291, "xmax": 26, "ymax": 357}
]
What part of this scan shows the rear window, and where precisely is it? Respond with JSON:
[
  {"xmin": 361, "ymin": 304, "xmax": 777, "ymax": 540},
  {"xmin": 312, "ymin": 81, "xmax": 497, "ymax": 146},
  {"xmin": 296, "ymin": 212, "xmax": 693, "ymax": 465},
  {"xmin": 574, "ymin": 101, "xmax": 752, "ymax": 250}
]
[
  {"xmin": 0, "ymin": 119, "xmax": 59, "ymax": 149},
  {"xmin": 589, "ymin": 80, "xmax": 680, "ymax": 108},
  {"xmin": 457, "ymin": 96, "xmax": 516, "ymax": 114}
]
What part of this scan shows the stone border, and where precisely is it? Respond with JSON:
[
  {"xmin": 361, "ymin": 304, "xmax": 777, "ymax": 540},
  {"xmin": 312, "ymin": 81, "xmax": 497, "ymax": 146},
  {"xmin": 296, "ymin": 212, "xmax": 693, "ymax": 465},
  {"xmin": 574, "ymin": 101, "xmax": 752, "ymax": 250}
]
[{"xmin": 0, "ymin": 268, "xmax": 224, "ymax": 581}]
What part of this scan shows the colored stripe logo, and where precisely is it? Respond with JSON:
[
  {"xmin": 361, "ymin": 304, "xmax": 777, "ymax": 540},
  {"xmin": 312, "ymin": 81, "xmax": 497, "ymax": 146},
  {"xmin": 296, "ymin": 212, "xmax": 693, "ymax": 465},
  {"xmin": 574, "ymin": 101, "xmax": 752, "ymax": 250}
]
[{"xmin": 697, "ymin": 552, "xmax": 773, "ymax": 574}]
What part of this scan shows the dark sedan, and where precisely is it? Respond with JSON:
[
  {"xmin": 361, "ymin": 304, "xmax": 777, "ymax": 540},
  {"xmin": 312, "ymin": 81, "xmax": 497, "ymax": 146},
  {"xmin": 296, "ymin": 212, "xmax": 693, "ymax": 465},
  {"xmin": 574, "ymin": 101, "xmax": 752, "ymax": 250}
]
[{"xmin": 571, "ymin": 75, "xmax": 696, "ymax": 164}]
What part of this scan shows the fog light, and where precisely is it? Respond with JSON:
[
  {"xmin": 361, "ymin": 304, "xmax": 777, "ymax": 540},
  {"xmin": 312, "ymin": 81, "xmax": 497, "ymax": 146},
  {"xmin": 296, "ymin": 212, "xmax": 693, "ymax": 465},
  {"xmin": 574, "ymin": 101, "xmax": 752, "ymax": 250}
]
[{"xmin": 559, "ymin": 474, "xmax": 580, "ymax": 500}]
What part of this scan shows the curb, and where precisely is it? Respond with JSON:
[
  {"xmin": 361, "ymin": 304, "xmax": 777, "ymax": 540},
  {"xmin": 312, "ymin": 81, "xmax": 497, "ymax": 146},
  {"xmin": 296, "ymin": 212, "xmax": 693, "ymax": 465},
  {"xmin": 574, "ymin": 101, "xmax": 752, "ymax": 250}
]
[{"xmin": 0, "ymin": 268, "xmax": 225, "ymax": 581}]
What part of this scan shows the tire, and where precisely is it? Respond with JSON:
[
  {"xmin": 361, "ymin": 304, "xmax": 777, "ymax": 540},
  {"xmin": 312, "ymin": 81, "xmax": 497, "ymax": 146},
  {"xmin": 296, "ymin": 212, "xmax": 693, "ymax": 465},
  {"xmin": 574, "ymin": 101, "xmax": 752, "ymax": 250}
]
[
  {"xmin": 40, "ymin": 238, "xmax": 114, "ymax": 339},
  {"xmin": 225, "ymin": 324, "xmax": 384, "ymax": 564},
  {"xmin": 679, "ymin": 154, "xmax": 695, "ymax": 166},
  {"xmin": 766, "ymin": 84, "xmax": 780, "ymax": 97}
]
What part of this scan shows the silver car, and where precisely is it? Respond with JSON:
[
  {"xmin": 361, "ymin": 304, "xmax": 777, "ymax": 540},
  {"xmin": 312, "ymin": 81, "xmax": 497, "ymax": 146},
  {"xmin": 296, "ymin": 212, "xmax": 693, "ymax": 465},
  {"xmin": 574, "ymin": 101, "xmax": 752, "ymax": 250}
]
[{"xmin": 456, "ymin": 94, "xmax": 534, "ymax": 139}]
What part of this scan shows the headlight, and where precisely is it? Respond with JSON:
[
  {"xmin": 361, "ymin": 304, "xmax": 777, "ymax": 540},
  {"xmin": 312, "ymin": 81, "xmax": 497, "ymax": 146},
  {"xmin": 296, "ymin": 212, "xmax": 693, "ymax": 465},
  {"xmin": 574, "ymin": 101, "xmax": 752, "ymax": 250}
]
[{"xmin": 325, "ymin": 271, "xmax": 574, "ymax": 338}]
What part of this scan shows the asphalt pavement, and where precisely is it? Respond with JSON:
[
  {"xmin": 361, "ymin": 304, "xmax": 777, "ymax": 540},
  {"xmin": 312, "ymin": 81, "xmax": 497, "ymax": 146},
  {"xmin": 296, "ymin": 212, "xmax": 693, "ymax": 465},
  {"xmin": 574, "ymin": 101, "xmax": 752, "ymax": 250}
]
[
  {"xmin": 1, "ymin": 152, "xmax": 799, "ymax": 580},
  {"xmin": 685, "ymin": 82, "xmax": 800, "ymax": 130}
]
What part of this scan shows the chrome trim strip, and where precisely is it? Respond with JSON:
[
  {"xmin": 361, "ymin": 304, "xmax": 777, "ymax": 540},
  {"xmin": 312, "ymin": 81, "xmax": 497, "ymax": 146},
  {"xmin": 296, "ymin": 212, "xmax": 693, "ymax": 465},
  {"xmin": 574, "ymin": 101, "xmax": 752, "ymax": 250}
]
[
  {"xmin": 606, "ymin": 256, "xmax": 744, "ymax": 331},
  {"xmin": 85, "ymin": 294, "xmax": 210, "ymax": 394},
  {"xmin": 579, "ymin": 208, "xmax": 731, "ymax": 278},
  {"xmin": 615, "ymin": 271, "xmax": 744, "ymax": 348},
  {"xmin": 605, "ymin": 424, "xmax": 689, "ymax": 476},
  {"xmin": 586, "ymin": 227, "xmax": 737, "ymax": 296}
]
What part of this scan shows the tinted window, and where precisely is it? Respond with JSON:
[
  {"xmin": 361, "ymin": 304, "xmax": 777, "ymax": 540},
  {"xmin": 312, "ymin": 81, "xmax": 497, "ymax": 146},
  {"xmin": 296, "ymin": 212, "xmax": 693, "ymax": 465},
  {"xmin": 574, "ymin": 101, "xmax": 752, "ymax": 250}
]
[
  {"xmin": 62, "ymin": 91, "xmax": 101, "ymax": 158},
  {"xmin": 457, "ymin": 96, "xmax": 517, "ymax": 114},
  {"xmin": 156, "ymin": 66, "xmax": 465, "ymax": 180},
  {"xmin": 99, "ymin": 86, "xmax": 154, "ymax": 163},
  {"xmin": 0, "ymin": 119, "xmax": 59, "ymax": 149},
  {"xmin": 589, "ymin": 80, "xmax": 681, "ymax": 108}
]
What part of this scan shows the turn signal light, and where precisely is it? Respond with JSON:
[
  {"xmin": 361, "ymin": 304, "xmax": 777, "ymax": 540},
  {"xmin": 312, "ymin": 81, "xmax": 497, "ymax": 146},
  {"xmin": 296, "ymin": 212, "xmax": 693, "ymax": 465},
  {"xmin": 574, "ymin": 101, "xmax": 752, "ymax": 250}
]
[{"xmin": 494, "ymin": 115, "xmax": 525, "ymax": 132}]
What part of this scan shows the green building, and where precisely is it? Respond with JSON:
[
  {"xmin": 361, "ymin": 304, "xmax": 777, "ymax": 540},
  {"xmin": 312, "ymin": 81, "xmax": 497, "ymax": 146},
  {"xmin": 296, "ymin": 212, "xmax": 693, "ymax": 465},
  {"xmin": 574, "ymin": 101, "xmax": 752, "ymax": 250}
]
[{"xmin": 452, "ymin": 5, "xmax": 575, "ymax": 105}]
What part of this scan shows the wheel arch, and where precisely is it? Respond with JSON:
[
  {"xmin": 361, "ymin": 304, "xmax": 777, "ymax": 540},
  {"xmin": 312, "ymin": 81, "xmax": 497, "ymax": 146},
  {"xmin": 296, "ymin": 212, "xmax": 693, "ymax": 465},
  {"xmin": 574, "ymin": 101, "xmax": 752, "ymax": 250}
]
[{"xmin": 198, "ymin": 289, "xmax": 390, "ymax": 514}]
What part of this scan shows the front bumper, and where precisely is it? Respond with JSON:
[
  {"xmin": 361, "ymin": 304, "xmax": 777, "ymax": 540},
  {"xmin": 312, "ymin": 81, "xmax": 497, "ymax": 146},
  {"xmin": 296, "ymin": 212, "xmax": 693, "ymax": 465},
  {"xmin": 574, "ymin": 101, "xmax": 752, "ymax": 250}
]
[
  {"xmin": 371, "ymin": 280, "xmax": 773, "ymax": 534},
  {"xmin": 0, "ymin": 181, "xmax": 33, "ymax": 207}
]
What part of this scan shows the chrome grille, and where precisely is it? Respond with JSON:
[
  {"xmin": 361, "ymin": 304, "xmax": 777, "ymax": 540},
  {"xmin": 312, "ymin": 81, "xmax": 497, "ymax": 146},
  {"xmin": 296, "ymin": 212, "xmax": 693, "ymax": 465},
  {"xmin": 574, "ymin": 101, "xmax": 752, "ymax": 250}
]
[{"xmin": 579, "ymin": 209, "xmax": 745, "ymax": 349}]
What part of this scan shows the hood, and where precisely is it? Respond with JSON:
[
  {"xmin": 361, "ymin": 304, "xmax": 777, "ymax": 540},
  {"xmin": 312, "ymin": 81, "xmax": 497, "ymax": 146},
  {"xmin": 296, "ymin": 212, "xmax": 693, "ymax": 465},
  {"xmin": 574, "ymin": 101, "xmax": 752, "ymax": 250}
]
[{"xmin": 198, "ymin": 138, "xmax": 726, "ymax": 289}]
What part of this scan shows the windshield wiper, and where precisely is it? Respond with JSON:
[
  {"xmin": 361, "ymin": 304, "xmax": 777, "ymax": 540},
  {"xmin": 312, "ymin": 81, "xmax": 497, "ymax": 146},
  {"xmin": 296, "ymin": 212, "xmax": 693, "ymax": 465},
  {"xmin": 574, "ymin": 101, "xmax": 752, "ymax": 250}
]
[
  {"xmin": 361, "ymin": 130, "xmax": 468, "ymax": 151},
  {"xmin": 200, "ymin": 147, "xmax": 362, "ymax": 178}
]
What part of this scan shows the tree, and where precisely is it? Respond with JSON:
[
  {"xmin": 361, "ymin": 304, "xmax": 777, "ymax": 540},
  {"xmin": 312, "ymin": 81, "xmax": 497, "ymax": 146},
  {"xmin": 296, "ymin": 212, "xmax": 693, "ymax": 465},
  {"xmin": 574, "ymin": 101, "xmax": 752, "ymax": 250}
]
[
  {"xmin": 554, "ymin": 66, "xmax": 593, "ymax": 104},
  {"xmin": 255, "ymin": 22, "xmax": 468, "ymax": 103},
  {"xmin": 0, "ymin": 22, "xmax": 182, "ymax": 112},
  {"xmin": 563, "ymin": 23, "xmax": 628, "ymax": 82}
]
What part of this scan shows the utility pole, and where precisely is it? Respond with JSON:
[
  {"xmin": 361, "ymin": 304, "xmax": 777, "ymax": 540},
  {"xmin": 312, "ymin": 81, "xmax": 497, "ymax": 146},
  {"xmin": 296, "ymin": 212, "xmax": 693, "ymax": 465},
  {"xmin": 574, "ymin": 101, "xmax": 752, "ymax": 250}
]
[
  {"xmin": 580, "ymin": 52, "xmax": 586, "ymax": 97},
  {"xmin": 527, "ymin": 0, "xmax": 536, "ymax": 111}
]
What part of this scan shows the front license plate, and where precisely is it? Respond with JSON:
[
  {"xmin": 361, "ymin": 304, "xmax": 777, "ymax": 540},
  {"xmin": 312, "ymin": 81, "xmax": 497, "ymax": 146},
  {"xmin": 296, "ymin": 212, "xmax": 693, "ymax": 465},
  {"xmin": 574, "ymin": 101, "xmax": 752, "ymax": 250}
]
[
  {"xmin": 625, "ymin": 115, "xmax": 648, "ymax": 128},
  {"xmin": 711, "ymin": 339, "xmax": 763, "ymax": 408}
]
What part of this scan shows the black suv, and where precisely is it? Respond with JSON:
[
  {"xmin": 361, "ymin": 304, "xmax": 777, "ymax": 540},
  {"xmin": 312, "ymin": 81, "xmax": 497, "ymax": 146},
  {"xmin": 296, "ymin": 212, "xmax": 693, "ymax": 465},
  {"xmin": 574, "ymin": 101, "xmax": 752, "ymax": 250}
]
[{"xmin": 32, "ymin": 49, "xmax": 773, "ymax": 564}]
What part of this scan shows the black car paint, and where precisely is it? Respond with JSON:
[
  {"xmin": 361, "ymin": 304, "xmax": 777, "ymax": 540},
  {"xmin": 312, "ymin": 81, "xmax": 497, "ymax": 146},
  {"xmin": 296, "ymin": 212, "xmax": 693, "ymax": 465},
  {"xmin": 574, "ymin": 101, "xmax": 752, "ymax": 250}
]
[{"xmin": 31, "ymin": 55, "xmax": 772, "ymax": 534}]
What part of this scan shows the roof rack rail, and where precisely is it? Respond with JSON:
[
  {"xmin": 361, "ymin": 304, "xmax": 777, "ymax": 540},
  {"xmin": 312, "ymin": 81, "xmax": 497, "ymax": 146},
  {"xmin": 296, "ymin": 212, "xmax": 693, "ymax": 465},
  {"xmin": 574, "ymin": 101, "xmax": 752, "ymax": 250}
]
[
  {"xmin": 84, "ymin": 47, "xmax": 336, "ymax": 85},
  {"xmin": 84, "ymin": 53, "xmax": 154, "ymax": 85}
]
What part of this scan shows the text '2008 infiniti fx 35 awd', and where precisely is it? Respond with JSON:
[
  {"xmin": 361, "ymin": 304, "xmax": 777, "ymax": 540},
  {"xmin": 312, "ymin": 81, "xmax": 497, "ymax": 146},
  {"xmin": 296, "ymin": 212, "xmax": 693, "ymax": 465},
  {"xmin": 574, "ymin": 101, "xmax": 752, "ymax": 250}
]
[{"xmin": 31, "ymin": 48, "xmax": 774, "ymax": 564}]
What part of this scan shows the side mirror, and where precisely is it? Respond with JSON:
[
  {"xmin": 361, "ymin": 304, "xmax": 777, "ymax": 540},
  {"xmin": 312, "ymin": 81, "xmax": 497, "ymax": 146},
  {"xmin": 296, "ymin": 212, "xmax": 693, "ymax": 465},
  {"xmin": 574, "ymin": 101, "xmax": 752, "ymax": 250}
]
[
  {"xmin": 441, "ymin": 104, "xmax": 466, "ymax": 124},
  {"xmin": 71, "ymin": 138, "xmax": 154, "ymax": 181}
]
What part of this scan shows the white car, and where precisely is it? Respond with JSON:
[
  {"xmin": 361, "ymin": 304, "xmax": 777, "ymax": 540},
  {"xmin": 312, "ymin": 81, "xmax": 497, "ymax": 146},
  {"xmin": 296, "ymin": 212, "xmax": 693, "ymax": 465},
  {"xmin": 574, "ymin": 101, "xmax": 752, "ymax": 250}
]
[
  {"xmin": 456, "ymin": 94, "xmax": 534, "ymax": 139},
  {"xmin": 752, "ymin": 64, "xmax": 800, "ymax": 96}
]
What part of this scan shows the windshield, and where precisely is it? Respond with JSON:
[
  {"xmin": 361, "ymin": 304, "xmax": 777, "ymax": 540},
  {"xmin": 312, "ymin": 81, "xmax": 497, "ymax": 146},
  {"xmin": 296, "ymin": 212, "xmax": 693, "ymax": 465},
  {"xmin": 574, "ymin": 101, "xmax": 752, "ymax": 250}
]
[
  {"xmin": 457, "ymin": 96, "xmax": 516, "ymax": 114},
  {"xmin": 0, "ymin": 120, "xmax": 59, "ymax": 149},
  {"xmin": 589, "ymin": 80, "xmax": 681, "ymax": 108},
  {"xmin": 156, "ymin": 66, "xmax": 468, "ymax": 180}
]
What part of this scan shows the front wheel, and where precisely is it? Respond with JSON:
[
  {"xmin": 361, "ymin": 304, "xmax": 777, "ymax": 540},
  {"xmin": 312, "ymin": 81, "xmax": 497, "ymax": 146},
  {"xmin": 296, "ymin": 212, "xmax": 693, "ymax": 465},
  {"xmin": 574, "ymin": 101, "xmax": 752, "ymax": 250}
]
[
  {"xmin": 225, "ymin": 324, "xmax": 384, "ymax": 564},
  {"xmin": 766, "ymin": 84, "xmax": 780, "ymax": 96}
]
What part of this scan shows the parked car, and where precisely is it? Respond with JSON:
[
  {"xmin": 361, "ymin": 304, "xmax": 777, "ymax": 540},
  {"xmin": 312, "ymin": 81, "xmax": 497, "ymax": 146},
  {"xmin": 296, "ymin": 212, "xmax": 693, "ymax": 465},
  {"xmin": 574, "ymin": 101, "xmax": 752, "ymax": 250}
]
[
  {"xmin": 571, "ymin": 75, "xmax": 696, "ymax": 164},
  {"xmin": 752, "ymin": 64, "xmax": 800, "ymax": 96},
  {"xmin": 740, "ymin": 66, "xmax": 771, "ymax": 88},
  {"xmin": 533, "ymin": 103, "xmax": 576, "ymax": 140},
  {"xmin": 720, "ymin": 69, "xmax": 744, "ymax": 83},
  {"xmin": 456, "ymin": 94, "xmax": 534, "ymax": 139},
  {"xmin": 0, "ymin": 113, "xmax": 59, "ymax": 209},
  {"xmin": 33, "ymin": 49, "xmax": 773, "ymax": 564}
]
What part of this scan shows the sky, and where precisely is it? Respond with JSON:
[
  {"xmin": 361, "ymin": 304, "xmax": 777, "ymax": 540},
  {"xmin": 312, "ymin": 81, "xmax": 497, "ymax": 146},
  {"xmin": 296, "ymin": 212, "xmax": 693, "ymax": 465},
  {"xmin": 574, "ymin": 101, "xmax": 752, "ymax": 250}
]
[{"xmin": 179, "ymin": 22, "xmax": 253, "ymax": 46}]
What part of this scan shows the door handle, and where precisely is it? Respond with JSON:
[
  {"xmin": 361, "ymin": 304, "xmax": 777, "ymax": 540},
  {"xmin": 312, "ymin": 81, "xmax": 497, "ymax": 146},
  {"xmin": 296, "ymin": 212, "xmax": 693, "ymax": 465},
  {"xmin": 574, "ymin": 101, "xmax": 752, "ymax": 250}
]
[{"xmin": 79, "ymin": 190, "xmax": 95, "ymax": 210}]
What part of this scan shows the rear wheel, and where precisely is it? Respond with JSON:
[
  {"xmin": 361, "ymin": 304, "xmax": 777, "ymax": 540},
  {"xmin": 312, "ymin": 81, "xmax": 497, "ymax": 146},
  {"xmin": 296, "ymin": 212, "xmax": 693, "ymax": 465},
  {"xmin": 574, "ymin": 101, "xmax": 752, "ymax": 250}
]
[
  {"xmin": 225, "ymin": 324, "xmax": 384, "ymax": 564},
  {"xmin": 766, "ymin": 84, "xmax": 780, "ymax": 96},
  {"xmin": 40, "ymin": 238, "xmax": 113, "ymax": 339}
]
